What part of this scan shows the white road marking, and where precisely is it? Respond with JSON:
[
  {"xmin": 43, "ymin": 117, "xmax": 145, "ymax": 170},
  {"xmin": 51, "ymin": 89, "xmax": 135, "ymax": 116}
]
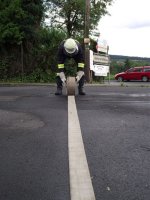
[{"xmin": 68, "ymin": 96, "xmax": 96, "ymax": 200}]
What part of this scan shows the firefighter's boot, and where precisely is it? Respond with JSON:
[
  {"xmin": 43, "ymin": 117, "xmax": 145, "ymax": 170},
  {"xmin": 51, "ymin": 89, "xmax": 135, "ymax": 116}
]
[
  {"xmin": 78, "ymin": 76, "xmax": 86, "ymax": 95},
  {"xmin": 55, "ymin": 76, "xmax": 63, "ymax": 95}
]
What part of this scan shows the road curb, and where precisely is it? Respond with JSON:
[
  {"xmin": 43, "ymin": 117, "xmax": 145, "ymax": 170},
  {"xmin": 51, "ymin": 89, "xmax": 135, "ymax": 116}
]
[{"xmin": 0, "ymin": 82, "xmax": 150, "ymax": 87}]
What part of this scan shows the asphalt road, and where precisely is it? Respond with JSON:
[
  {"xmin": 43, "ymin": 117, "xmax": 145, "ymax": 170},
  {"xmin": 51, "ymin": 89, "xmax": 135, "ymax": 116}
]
[{"xmin": 0, "ymin": 84, "xmax": 150, "ymax": 200}]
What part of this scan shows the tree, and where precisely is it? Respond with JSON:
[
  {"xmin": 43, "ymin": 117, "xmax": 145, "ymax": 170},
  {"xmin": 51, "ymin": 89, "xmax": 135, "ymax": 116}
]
[
  {"xmin": 44, "ymin": 0, "xmax": 113, "ymax": 37},
  {"xmin": 0, "ymin": 0, "xmax": 24, "ymax": 45},
  {"xmin": 124, "ymin": 58, "xmax": 133, "ymax": 71},
  {"xmin": 20, "ymin": 0, "xmax": 44, "ymax": 42}
]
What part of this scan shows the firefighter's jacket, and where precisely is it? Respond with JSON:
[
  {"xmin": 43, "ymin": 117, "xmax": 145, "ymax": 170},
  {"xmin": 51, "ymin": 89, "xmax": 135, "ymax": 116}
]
[{"xmin": 57, "ymin": 40, "xmax": 85, "ymax": 72}]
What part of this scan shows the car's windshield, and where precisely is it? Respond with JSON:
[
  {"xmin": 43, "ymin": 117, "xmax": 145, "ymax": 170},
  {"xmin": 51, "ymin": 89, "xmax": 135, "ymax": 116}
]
[{"xmin": 126, "ymin": 68, "xmax": 134, "ymax": 73}]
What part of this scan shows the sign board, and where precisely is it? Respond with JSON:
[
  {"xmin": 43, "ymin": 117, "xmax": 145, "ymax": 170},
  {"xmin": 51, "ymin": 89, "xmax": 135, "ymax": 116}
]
[
  {"xmin": 96, "ymin": 38, "xmax": 108, "ymax": 53},
  {"xmin": 89, "ymin": 50, "xmax": 110, "ymax": 77},
  {"xmin": 84, "ymin": 38, "xmax": 90, "ymax": 44},
  {"xmin": 97, "ymin": 46, "xmax": 108, "ymax": 53},
  {"xmin": 89, "ymin": 50, "xmax": 94, "ymax": 70},
  {"xmin": 93, "ymin": 65, "xmax": 109, "ymax": 77},
  {"xmin": 93, "ymin": 53, "xmax": 110, "ymax": 65}
]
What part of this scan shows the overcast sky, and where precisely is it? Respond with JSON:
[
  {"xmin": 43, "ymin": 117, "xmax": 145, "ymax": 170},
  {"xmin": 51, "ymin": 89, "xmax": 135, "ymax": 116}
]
[{"xmin": 98, "ymin": 0, "xmax": 150, "ymax": 57}]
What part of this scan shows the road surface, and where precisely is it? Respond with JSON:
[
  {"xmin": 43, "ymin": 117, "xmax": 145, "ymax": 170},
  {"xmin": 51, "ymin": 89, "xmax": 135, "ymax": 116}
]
[{"xmin": 0, "ymin": 84, "xmax": 150, "ymax": 200}]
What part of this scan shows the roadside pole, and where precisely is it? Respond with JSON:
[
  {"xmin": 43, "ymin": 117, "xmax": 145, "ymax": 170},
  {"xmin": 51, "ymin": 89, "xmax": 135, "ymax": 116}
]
[{"xmin": 84, "ymin": 0, "xmax": 91, "ymax": 83}]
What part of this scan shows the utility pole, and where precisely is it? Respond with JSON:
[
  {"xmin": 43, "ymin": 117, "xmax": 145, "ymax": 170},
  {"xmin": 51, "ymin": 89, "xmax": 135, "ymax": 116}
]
[{"xmin": 84, "ymin": 0, "xmax": 91, "ymax": 83}]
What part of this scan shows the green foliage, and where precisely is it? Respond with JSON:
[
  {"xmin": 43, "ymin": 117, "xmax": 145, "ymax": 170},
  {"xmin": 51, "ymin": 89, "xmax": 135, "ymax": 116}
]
[
  {"xmin": 0, "ymin": 57, "xmax": 10, "ymax": 79},
  {"xmin": 23, "ymin": 68, "xmax": 56, "ymax": 83},
  {"xmin": 45, "ymin": 0, "xmax": 113, "ymax": 37},
  {"xmin": 34, "ymin": 27, "xmax": 67, "ymax": 72},
  {"xmin": 0, "ymin": 68, "xmax": 56, "ymax": 83},
  {"xmin": 0, "ymin": 0, "xmax": 45, "ymax": 78},
  {"xmin": 0, "ymin": 0, "xmax": 24, "ymax": 44},
  {"xmin": 124, "ymin": 58, "xmax": 133, "ymax": 70},
  {"xmin": 20, "ymin": 0, "xmax": 44, "ymax": 41},
  {"xmin": 0, "ymin": 0, "xmax": 44, "ymax": 44},
  {"xmin": 0, "ymin": 56, "xmax": 18, "ymax": 79}
]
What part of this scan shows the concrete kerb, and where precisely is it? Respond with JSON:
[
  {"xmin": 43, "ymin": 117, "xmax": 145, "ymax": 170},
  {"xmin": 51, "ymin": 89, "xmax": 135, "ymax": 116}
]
[
  {"xmin": 0, "ymin": 81, "xmax": 150, "ymax": 87},
  {"xmin": 0, "ymin": 83, "xmax": 55, "ymax": 87}
]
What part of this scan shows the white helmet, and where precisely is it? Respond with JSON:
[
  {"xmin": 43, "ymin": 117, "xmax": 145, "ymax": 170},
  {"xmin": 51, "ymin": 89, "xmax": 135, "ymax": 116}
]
[{"xmin": 64, "ymin": 38, "xmax": 78, "ymax": 54}]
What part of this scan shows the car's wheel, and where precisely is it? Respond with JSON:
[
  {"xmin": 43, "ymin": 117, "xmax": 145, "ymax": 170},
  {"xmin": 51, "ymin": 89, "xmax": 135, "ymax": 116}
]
[
  {"xmin": 142, "ymin": 76, "xmax": 148, "ymax": 82},
  {"xmin": 117, "ymin": 76, "xmax": 123, "ymax": 82}
]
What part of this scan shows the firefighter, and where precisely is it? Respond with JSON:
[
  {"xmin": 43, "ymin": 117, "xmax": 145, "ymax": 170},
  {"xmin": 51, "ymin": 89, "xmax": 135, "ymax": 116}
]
[{"xmin": 55, "ymin": 38, "xmax": 86, "ymax": 95}]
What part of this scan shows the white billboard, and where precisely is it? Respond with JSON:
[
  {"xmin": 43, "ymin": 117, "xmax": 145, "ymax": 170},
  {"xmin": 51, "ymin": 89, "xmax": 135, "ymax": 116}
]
[{"xmin": 93, "ymin": 65, "xmax": 109, "ymax": 77}]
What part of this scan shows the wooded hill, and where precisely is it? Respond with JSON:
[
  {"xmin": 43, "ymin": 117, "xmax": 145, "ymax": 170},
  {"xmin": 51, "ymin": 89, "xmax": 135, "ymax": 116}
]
[
  {"xmin": 109, "ymin": 54, "xmax": 150, "ymax": 75},
  {"xmin": 110, "ymin": 54, "xmax": 150, "ymax": 63}
]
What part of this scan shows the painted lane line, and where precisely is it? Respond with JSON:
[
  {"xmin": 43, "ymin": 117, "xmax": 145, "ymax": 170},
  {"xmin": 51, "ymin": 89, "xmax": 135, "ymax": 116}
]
[{"xmin": 68, "ymin": 96, "xmax": 96, "ymax": 200}]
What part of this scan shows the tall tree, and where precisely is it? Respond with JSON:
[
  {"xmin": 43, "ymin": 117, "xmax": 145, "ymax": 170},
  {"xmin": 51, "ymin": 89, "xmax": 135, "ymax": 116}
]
[
  {"xmin": 0, "ymin": 0, "xmax": 44, "ymax": 45},
  {"xmin": 44, "ymin": 0, "xmax": 113, "ymax": 37},
  {"xmin": 0, "ymin": 0, "xmax": 24, "ymax": 45},
  {"xmin": 0, "ymin": 0, "xmax": 44, "ymax": 76}
]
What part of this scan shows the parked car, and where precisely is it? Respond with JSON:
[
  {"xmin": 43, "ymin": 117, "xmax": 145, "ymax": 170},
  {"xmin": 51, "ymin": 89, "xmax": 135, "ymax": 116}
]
[{"xmin": 114, "ymin": 66, "xmax": 150, "ymax": 82}]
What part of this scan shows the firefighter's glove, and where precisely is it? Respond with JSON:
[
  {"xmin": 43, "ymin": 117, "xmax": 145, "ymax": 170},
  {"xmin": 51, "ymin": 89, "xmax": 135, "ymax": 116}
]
[
  {"xmin": 58, "ymin": 72, "xmax": 66, "ymax": 83},
  {"xmin": 76, "ymin": 71, "xmax": 84, "ymax": 83}
]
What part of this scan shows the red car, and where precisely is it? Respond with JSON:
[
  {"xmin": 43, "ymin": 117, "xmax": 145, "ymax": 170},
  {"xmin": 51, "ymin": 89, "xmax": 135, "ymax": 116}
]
[{"xmin": 115, "ymin": 66, "xmax": 150, "ymax": 82}]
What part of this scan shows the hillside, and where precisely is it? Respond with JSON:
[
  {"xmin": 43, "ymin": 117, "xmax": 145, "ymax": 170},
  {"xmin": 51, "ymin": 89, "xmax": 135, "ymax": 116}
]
[{"xmin": 110, "ymin": 55, "xmax": 150, "ymax": 62}]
